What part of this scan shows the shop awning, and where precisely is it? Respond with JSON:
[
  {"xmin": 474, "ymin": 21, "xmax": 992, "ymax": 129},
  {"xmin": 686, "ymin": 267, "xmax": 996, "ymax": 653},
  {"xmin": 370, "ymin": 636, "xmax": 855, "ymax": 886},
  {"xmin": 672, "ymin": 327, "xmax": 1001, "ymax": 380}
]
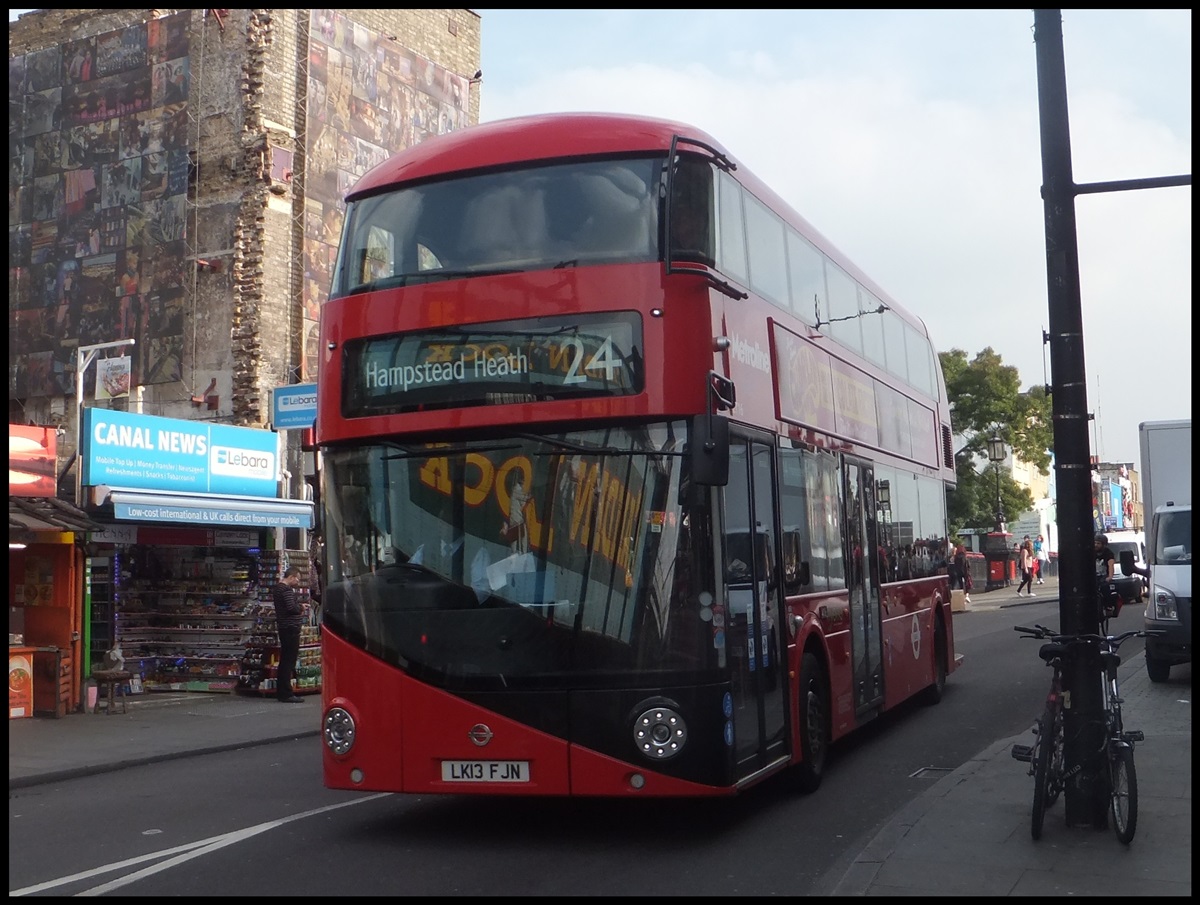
[
  {"xmin": 97, "ymin": 487, "xmax": 313, "ymax": 529},
  {"xmin": 10, "ymin": 495, "xmax": 104, "ymax": 543}
]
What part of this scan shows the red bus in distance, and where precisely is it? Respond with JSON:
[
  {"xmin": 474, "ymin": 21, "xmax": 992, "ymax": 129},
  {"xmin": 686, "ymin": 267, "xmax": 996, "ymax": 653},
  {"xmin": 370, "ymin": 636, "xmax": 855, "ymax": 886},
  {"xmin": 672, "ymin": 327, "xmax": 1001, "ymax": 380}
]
[{"xmin": 316, "ymin": 112, "xmax": 960, "ymax": 798}]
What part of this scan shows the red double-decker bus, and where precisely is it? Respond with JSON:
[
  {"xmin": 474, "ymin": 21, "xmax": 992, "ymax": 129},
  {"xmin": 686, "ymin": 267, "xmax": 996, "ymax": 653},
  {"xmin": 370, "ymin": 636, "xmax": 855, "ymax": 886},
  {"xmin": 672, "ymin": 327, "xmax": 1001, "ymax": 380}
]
[{"xmin": 316, "ymin": 112, "xmax": 961, "ymax": 797}]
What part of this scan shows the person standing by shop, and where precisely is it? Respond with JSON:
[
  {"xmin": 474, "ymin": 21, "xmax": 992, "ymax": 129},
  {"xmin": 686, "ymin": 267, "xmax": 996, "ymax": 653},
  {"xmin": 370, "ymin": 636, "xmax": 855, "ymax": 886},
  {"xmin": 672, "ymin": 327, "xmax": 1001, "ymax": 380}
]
[{"xmin": 272, "ymin": 566, "xmax": 306, "ymax": 703}]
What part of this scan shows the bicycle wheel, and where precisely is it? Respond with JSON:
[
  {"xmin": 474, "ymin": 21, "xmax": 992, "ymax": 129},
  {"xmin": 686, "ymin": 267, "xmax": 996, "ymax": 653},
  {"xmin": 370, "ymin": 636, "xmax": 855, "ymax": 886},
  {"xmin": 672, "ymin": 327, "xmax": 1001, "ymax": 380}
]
[
  {"xmin": 1043, "ymin": 710, "xmax": 1065, "ymax": 807},
  {"xmin": 1030, "ymin": 710, "xmax": 1056, "ymax": 840},
  {"xmin": 1109, "ymin": 744, "xmax": 1138, "ymax": 844}
]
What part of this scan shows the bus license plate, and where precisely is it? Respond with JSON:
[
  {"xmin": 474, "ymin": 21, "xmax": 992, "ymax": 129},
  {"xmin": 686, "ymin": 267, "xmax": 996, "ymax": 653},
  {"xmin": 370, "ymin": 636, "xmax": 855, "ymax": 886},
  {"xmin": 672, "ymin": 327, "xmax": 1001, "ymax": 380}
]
[{"xmin": 441, "ymin": 760, "xmax": 530, "ymax": 783}]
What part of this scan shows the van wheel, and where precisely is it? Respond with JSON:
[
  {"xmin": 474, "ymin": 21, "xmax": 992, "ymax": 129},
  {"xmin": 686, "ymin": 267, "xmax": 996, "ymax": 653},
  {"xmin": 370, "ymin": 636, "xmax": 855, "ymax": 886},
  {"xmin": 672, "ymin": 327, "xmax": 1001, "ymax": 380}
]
[
  {"xmin": 1145, "ymin": 655, "xmax": 1170, "ymax": 683},
  {"xmin": 788, "ymin": 652, "xmax": 828, "ymax": 794}
]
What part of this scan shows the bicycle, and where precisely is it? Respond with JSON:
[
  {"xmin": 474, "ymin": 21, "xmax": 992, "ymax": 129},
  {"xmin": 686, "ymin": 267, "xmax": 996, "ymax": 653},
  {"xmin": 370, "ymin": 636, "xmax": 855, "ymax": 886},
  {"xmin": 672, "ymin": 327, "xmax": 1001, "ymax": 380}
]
[{"xmin": 1010, "ymin": 623, "xmax": 1159, "ymax": 844}]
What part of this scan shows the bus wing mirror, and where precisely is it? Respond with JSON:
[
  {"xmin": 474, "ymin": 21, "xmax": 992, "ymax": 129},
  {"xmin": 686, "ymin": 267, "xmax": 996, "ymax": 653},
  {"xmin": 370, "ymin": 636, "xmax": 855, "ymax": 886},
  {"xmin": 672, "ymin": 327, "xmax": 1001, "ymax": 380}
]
[
  {"xmin": 1118, "ymin": 549, "xmax": 1135, "ymax": 576},
  {"xmin": 690, "ymin": 414, "xmax": 729, "ymax": 486}
]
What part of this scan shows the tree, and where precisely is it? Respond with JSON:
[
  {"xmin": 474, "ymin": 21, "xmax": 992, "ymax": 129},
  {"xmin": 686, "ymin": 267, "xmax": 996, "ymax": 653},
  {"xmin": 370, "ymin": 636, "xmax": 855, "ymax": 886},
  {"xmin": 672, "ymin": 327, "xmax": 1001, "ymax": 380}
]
[{"xmin": 940, "ymin": 347, "xmax": 1054, "ymax": 536}]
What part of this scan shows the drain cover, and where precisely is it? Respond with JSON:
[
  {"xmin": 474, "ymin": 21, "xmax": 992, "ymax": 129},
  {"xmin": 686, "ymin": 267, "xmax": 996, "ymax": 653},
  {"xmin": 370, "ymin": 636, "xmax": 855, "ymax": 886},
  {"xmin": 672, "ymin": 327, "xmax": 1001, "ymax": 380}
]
[{"xmin": 909, "ymin": 766, "xmax": 953, "ymax": 779}]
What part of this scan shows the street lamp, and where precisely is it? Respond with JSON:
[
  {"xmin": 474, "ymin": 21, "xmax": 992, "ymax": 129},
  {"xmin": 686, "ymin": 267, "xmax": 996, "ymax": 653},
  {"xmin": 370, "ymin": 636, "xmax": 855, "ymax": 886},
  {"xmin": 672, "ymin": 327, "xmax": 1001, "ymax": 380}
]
[
  {"xmin": 987, "ymin": 433, "xmax": 1006, "ymax": 533},
  {"xmin": 75, "ymin": 338, "xmax": 136, "ymax": 506}
]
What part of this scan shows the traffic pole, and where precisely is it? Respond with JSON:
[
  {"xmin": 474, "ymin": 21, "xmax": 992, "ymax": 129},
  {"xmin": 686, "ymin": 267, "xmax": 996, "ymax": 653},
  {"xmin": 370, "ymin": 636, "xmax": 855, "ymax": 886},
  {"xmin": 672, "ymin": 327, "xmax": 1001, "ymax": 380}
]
[{"xmin": 1032, "ymin": 9, "xmax": 1107, "ymax": 828}]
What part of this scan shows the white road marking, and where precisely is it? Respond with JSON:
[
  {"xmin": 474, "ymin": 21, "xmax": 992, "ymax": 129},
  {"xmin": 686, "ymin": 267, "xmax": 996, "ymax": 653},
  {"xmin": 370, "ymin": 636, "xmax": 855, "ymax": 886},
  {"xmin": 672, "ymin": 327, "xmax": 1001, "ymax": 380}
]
[{"xmin": 9, "ymin": 793, "xmax": 390, "ymax": 897}]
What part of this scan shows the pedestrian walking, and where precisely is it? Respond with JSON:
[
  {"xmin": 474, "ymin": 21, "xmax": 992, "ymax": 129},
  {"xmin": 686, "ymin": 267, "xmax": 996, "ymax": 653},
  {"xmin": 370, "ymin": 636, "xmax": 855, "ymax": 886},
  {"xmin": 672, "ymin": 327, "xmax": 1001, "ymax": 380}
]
[
  {"xmin": 272, "ymin": 566, "xmax": 307, "ymax": 703},
  {"xmin": 1016, "ymin": 539, "xmax": 1035, "ymax": 597}
]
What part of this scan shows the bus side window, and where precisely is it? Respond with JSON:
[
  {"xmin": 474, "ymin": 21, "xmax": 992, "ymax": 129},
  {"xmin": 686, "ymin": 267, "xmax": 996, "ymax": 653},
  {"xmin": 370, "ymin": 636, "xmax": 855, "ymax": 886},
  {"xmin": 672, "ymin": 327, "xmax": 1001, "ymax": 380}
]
[
  {"xmin": 779, "ymin": 448, "xmax": 816, "ymax": 593},
  {"xmin": 716, "ymin": 170, "xmax": 748, "ymax": 284},
  {"xmin": 781, "ymin": 530, "xmax": 809, "ymax": 590}
]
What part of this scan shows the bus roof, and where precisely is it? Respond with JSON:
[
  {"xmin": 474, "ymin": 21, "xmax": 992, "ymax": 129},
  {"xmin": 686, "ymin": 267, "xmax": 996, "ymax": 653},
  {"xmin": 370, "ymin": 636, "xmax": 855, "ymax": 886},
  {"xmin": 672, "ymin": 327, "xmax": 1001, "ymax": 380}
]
[{"xmin": 346, "ymin": 112, "xmax": 712, "ymax": 200}]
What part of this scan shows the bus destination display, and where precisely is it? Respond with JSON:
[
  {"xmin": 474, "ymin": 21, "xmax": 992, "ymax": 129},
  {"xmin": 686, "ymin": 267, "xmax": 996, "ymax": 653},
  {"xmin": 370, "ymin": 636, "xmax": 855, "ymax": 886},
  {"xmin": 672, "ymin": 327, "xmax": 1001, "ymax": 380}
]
[{"xmin": 343, "ymin": 312, "xmax": 643, "ymax": 416}]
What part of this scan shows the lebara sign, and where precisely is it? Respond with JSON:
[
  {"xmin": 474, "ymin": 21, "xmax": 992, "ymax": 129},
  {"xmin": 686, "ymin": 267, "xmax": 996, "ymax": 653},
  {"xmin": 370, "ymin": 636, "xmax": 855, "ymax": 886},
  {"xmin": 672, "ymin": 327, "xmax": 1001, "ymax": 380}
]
[
  {"xmin": 81, "ymin": 409, "xmax": 279, "ymax": 498},
  {"xmin": 272, "ymin": 383, "xmax": 317, "ymax": 430}
]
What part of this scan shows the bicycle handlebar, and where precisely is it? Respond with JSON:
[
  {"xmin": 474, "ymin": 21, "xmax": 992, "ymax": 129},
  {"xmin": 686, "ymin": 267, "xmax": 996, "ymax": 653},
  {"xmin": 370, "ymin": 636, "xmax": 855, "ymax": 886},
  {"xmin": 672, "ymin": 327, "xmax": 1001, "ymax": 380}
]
[{"xmin": 1014, "ymin": 624, "xmax": 1163, "ymax": 647}]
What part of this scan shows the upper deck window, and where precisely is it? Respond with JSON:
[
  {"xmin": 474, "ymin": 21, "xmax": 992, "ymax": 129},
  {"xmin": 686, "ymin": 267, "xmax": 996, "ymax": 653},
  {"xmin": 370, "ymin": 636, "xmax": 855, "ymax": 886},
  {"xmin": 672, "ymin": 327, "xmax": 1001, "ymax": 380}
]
[
  {"xmin": 331, "ymin": 157, "xmax": 661, "ymax": 298},
  {"xmin": 716, "ymin": 170, "xmax": 748, "ymax": 285},
  {"xmin": 744, "ymin": 193, "xmax": 789, "ymax": 307}
]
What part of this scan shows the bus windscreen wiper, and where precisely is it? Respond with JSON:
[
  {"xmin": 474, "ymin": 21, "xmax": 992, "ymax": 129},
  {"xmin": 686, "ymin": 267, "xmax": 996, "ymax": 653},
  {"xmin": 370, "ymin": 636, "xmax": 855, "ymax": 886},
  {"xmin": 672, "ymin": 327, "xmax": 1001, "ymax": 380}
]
[
  {"xmin": 353, "ymin": 267, "xmax": 522, "ymax": 294},
  {"xmin": 382, "ymin": 441, "xmax": 521, "ymax": 461},
  {"xmin": 511, "ymin": 431, "xmax": 684, "ymax": 458}
]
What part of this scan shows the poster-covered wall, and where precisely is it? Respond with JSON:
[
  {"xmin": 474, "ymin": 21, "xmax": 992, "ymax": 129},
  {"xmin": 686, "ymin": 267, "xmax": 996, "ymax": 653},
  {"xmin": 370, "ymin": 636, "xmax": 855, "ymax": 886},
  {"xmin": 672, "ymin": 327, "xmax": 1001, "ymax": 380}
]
[
  {"xmin": 10, "ymin": 9, "xmax": 474, "ymax": 393},
  {"xmin": 9, "ymin": 11, "xmax": 192, "ymax": 400}
]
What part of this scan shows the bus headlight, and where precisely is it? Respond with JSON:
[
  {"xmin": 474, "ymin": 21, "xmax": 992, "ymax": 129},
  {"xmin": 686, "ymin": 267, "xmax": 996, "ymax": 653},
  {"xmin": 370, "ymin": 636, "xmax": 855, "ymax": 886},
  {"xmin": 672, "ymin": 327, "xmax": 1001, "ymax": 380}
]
[
  {"xmin": 324, "ymin": 706, "xmax": 356, "ymax": 756},
  {"xmin": 633, "ymin": 704, "xmax": 687, "ymax": 761}
]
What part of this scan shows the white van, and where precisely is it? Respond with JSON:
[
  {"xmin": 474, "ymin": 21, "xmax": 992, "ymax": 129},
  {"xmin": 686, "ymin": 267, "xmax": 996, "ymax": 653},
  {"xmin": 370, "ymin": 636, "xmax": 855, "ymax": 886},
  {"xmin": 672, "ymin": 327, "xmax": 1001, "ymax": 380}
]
[{"xmin": 1107, "ymin": 530, "xmax": 1148, "ymax": 603}]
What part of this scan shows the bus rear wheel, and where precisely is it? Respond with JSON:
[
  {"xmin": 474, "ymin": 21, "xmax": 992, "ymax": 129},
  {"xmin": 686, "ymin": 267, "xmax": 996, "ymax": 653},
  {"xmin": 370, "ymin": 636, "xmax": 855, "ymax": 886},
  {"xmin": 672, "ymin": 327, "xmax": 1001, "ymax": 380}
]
[
  {"xmin": 920, "ymin": 617, "xmax": 948, "ymax": 705},
  {"xmin": 790, "ymin": 652, "xmax": 829, "ymax": 794}
]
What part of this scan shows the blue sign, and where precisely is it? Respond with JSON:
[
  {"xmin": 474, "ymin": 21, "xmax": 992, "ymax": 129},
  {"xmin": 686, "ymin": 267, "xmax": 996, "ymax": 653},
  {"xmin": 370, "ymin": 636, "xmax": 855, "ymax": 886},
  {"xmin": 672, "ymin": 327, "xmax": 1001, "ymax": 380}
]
[
  {"xmin": 272, "ymin": 383, "xmax": 317, "ymax": 430},
  {"xmin": 113, "ymin": 499, "xmax": 311, "ymax": 529},
  {"xmin": 82, "ymin": 408, "xmax": 280, "ymax": 498}
]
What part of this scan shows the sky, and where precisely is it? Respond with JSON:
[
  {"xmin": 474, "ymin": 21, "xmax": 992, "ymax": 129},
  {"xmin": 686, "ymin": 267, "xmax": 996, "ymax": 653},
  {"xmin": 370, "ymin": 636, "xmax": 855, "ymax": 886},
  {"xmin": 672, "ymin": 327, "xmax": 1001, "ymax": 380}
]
[{"xmin": 11, "ymin": 9, "xmax": 1190, "ymax": 471}]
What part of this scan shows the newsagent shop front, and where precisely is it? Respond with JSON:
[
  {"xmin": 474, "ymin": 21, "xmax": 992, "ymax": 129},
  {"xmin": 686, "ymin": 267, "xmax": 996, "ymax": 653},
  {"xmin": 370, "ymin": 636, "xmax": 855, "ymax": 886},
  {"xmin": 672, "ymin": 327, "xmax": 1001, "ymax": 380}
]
[{"xmin": 80, "ymin": 409, "xmax": 317, "ymax": 701}]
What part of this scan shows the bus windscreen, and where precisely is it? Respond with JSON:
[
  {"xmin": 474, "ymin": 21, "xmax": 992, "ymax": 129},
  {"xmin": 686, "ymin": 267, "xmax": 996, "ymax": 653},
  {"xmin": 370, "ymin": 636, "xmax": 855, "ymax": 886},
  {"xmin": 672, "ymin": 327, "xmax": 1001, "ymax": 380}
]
[
  {"xmin": 332, "ymin": 158, "xmax": 661, "ymax": 299},
  {"xmin": 321, "ymin": 421, "xmax": 722, "ymax": 689}
]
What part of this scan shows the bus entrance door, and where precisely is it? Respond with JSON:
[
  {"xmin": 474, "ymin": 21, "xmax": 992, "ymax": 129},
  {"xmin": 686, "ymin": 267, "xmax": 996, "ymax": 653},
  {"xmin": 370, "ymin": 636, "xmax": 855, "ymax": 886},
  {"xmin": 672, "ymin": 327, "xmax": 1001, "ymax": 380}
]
[
  {"xmin": 845, "ymin": 461, "xmax": 885, "ymax": 714},
  {"xmin": 723, "ymin": 436, "xmax": 788, "ymax": 779}
]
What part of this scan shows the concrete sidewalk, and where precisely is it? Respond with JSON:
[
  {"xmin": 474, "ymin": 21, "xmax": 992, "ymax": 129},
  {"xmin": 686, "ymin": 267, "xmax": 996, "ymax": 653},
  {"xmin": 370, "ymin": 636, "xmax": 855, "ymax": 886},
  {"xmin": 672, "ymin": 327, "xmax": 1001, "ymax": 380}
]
[
  {"xmin": 827, "ymin": 653, "xmax": 1191, "ymax": 895},
  {"xmin": 820, "ymin": 573, "xmax": 1192, "ymax": 895},
  {"xmin": 8, "ymin": 689, "xmax": 321, "ymax": 790},
  {"xmin": 958, "ymin": 568, "xmax": 1063, "ymax": 612}
]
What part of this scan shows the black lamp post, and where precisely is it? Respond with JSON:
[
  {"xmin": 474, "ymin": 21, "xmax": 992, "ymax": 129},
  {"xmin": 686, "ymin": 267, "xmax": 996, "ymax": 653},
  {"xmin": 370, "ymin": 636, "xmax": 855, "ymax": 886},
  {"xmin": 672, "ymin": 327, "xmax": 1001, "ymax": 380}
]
[{"xmin": 987, "ymin": 433, "xmax": 1006, "ymax": 533}]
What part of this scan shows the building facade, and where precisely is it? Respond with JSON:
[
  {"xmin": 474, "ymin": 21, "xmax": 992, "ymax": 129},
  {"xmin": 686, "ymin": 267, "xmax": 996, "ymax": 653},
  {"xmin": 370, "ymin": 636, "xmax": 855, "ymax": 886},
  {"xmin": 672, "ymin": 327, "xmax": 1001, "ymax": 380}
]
[{"xmin": 1094, "ymin": 461, "xmax": 1142, "ymax": 532}]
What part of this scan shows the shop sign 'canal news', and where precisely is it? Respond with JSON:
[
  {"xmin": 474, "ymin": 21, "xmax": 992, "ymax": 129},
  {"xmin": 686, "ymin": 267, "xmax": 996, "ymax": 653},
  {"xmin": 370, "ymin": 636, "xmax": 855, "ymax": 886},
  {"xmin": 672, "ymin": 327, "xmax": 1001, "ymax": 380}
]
[{"xmin": 81, "ymin": 408, "xmax": 280, "ymax": 498}]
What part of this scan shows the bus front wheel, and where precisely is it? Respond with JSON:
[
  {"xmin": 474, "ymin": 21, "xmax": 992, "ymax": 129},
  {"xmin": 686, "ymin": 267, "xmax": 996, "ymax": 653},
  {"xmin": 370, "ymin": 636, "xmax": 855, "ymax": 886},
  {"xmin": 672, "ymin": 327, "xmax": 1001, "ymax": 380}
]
[{"xmin": 790, "ymin": 651, "xmax": 829, "ymax": 794}]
